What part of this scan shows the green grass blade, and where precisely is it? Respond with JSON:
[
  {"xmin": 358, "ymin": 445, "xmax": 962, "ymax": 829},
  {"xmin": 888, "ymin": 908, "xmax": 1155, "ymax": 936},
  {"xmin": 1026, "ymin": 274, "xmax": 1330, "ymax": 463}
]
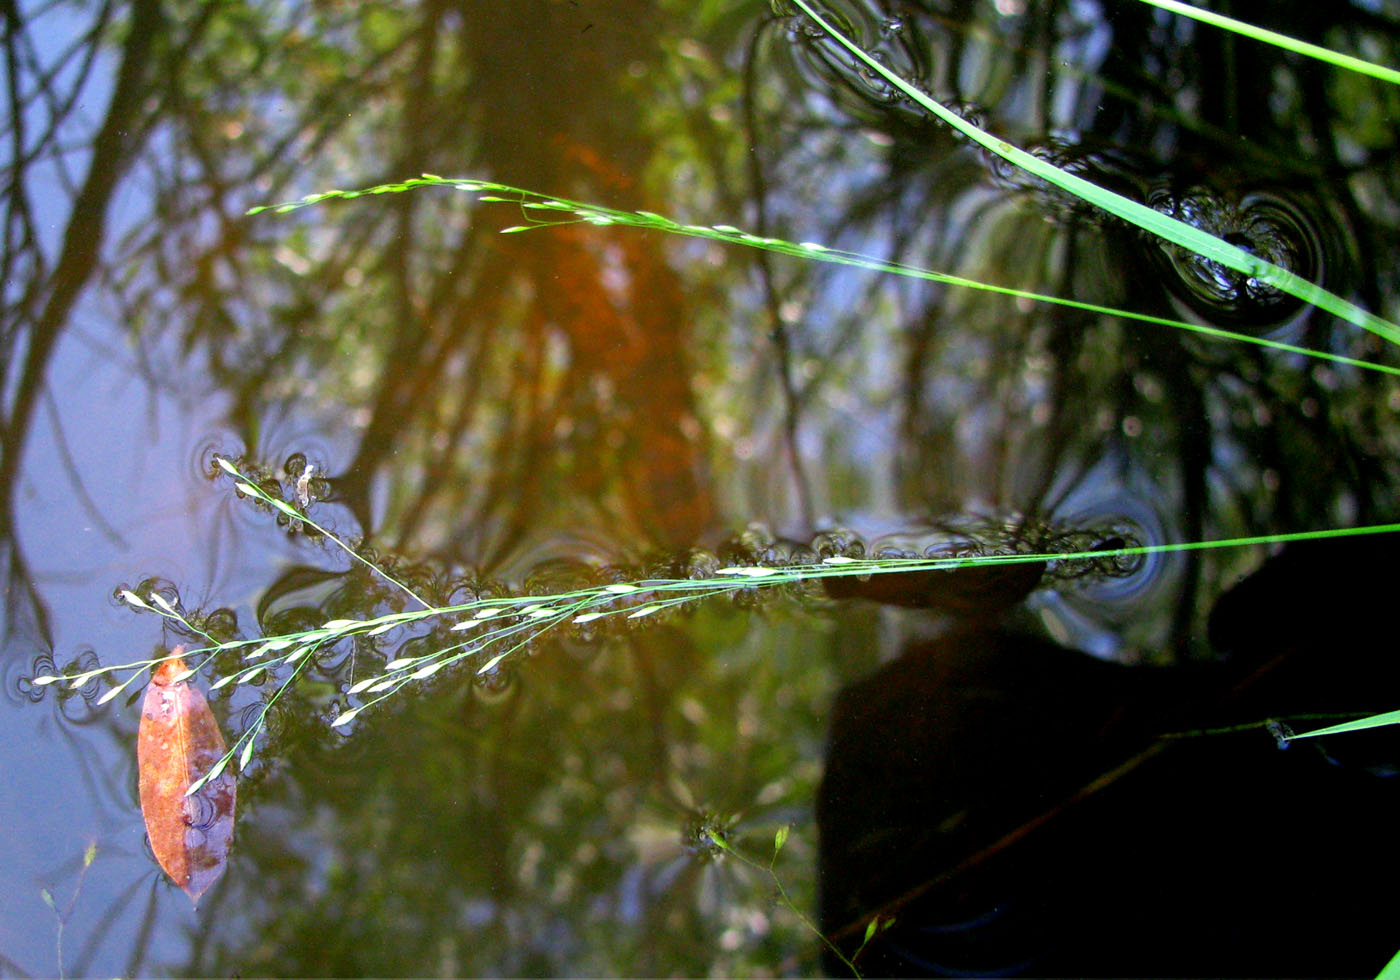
[
  {"xmin": 1376, "ymin": 946, "xmax": 1400, "ymax": 980},
  {"xmin": 789, "ymin": 0, "xmax": 1400, "ymax": 348},
  {"xmin": 1287, "ymin": 709, "xmax": 1400, "ymax": 740},
  {"xmin": 1136, "ymin": 0, "xmax": 1400, "ymax": 87}
]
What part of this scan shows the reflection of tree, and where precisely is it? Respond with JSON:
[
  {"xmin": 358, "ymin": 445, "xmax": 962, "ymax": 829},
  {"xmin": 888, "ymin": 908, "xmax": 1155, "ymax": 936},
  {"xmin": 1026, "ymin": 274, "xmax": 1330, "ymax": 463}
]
[
  {"xmin": 1, "ymin": 0, "xmax": 166, "ymax": 644},
  {"xmin": 107, "ymin": 0, "xmax": 717, "ymax": 570}
]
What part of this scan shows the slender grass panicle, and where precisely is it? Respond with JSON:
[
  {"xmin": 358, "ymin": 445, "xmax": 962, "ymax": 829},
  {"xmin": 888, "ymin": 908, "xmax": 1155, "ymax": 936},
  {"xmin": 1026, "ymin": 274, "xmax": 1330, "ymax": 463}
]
[
  {"xmin": 30, "ymin": 454, "xmax": 1400, "ymax": 787},
  {"xmin": 251, "ymin": 175, "xmax": 1400, "ymax": 378}
]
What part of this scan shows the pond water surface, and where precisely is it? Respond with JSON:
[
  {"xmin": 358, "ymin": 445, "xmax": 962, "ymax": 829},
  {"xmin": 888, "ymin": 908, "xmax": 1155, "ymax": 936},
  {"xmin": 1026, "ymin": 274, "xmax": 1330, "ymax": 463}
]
[{"xmin": 4, "ymin": 0, "xmax": 1400, "ymax": 976}]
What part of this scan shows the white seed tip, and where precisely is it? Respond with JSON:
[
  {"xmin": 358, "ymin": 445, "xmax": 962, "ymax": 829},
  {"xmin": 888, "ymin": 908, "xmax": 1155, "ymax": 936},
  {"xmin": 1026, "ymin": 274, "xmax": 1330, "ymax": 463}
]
[
  {"xmin": 573, "ymin": 612, "xmax": 606, "ymax": 624},
  {"xmin": 603, "ymin": 584, "xmax": 640, "ymax": 594},
  {"xmin": 215, "ymin": 456, "xmax": 238, "ymax": 475},
  {"xmin": 33, "ymin": 675, "xmax": 58, "ymax": 686},
  {"xmin": 332, "ymin": 709, "xmax": 361, "ymax": 727},
  {"xmin": 822, "ymin": 555, "xmax": 859, "ymax": 564},
  {"xmin": 96, "ymin": 685, "xmax": 126, "ymax": 705}
]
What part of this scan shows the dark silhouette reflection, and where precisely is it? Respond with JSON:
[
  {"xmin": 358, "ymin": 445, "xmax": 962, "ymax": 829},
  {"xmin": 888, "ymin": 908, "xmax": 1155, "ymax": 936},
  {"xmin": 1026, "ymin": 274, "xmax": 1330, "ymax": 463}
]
[{"xmin": 818, "ymin": 535, "xmax": 1400, "ymax": 977}]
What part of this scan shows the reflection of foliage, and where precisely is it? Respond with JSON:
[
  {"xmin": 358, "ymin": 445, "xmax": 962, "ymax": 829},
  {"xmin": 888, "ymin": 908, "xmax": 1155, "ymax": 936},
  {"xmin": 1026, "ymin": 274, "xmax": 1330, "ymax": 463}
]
[
  {"xmin": 39, "ymin": 840, "xmax": 98, "ymax": 980},
  {"xmin": 706, "ymin": 821, "xmax": 893, "ymax": 978},
  {"xmin": 105, "ymin": 0, "xmax": 717, "ymax": 570},
  {"xmin": 177, "ymin": 596, "xmax": 849, "ymax": 976}
]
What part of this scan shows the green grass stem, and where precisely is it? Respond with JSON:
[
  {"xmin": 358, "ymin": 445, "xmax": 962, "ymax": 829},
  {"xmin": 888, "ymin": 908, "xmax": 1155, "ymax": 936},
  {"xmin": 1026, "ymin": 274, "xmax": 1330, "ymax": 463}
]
[
  {"xmin": 788, "ymin": 0, "xmax": 1400, "ymax": 349},
  {"xmin": 40, "ymin": 839, "xmax": 95, "ymax": 980},
  {"xmin": 249, "ymin": 177, "xmax": 1400, "ymax": 378},
  {"xmin": 705, "ymin": 824, "xmax": 876, "ymax": 977},
  {"xmin": 1286, "ymin": 709, "xmax": 1400, "ymax": 740},
  {"xmin": 1135, "ymin": 0, "xmax": 1400, "ymax": 87},
  {"xmin": 219, "ymin": 457, "xmax": 430, "ymax": 610}
]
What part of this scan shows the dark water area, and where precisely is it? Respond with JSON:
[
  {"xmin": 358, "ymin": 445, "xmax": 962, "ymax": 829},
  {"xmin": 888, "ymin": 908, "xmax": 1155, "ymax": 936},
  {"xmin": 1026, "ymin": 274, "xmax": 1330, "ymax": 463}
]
[{"xmin": 4, "ymin": 0, "xmax": 1400, "ymax": 975}]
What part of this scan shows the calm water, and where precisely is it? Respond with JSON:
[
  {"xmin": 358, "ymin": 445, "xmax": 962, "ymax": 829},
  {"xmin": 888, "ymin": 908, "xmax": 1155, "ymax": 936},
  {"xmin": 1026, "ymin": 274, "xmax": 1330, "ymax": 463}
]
[{"xmin": 4, "ymin": 0, "xmax": 1400, "ymax": 975}]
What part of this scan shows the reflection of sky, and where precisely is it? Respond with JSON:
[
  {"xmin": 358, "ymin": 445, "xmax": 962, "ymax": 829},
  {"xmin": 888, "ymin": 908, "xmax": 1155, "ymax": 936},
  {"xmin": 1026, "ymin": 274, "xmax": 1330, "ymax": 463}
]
[
  {"xmin": 8, "ymin": 2, "xmax": 111, "ymax": 265},
  {"xmin": 2, "ymin": 10, "xmax": 269, "ymax": 973}
]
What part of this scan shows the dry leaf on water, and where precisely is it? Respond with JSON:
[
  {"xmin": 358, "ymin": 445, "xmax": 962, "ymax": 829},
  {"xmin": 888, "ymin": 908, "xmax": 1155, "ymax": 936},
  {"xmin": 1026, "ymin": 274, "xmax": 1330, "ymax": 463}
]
[{"xmin": 137, "ymin": 647, "xmax": 236, "ymax": 906}]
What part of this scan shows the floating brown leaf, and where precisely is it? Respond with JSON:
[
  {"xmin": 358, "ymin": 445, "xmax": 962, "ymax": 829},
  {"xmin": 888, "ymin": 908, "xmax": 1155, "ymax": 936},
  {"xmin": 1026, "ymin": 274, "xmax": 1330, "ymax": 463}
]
[{"xmin": 137, "ymin": 647, "xmax": 236, "ymax": 906}]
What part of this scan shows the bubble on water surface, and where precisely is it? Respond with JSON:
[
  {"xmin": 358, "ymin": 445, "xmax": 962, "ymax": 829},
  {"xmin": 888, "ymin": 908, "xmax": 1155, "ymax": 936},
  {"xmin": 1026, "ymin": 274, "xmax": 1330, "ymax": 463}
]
[
  {"xmin": 1146, "ymin": 186, "xmax": 1334, "ymax": 333},
  {"xmin": 1035, "ymin": 493, "xmax": 1180, "ymax": 660}
]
